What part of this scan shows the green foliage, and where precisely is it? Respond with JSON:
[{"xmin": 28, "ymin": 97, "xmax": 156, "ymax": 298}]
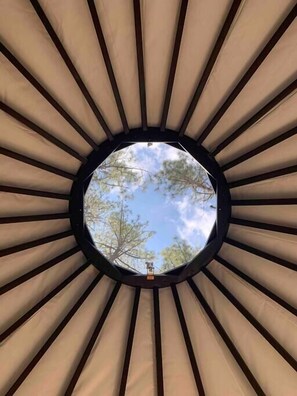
[
  {"xmin": 154, "ymin": 152, "xmax": 214, "ymax": 203},
  {"xmin": 84, "ymin": 188, "xmax": 115, "ymax": 229},
  {"xmin": 84, "ymin": 149, "xmax": 156, "ymax": 272},
  {"xmin": 160, "ymin": 237, "xmax": 199, "ymax": 272},
  {"xmin": 84, "ymin": 146, "xmax": 213, "ymax": 273},
  {"xmin": 91, "ymin": 149, "xmax": 152, "ymax": 199},
  {"xmin": 92, "ymin": 202, "xmax": 155, "ymax": 272}
]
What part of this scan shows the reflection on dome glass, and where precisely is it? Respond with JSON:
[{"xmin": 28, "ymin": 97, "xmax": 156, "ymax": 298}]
[{"xmin": 84, "ymin": 143, "xmax": 216, "ymax": 274}]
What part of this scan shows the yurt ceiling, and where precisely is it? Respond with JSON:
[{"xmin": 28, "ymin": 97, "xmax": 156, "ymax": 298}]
[{"xmin": 0, "ymin": 0, "xmax": 296, "ymax": 395}]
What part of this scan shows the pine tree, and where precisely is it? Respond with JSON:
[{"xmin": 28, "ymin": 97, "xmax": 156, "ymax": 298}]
[
  {"xmin": 92, "ymin": 202, "xmax": 155, "ymax": 273},
  {"xmin": 160, "ymin": 237, "xmax": 199, "ymax": 272},
  {"xmin": 84, "ymin": 145, "xmax": 213, "ymax": 273},
  {"xmin": 154, "ymin": 152, "xmax": 214, "ymax": 203}
]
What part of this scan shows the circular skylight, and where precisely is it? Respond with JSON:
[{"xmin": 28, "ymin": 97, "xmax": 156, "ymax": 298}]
[{"xmin": 84, "ymin": 143, "xmax": 216, "ymax": 274}]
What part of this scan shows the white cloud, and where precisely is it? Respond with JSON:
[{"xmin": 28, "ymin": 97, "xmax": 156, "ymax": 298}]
[
  {"xmin": 105, "ymin": 143, "xmax": 183, "ymax": 193},
  {"xmin": 128, "ymin": 143, "xmax": 180, "ymax": 174},
  {"xmin": 174, "ymin": 196, "xmax": 216, "ymax": 247}
]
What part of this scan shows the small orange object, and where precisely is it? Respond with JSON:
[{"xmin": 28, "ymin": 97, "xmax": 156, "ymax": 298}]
[{"xmin": 146, "ymin": 261, "xmax": 154, "ymax": 280}]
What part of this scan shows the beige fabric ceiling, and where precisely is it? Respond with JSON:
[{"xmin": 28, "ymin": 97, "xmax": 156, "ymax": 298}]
[{"xmin": 0, "ymin": 0, "xmax": 296, "ymax": 395}]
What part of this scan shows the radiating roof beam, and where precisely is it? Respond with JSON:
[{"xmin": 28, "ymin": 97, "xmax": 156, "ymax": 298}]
[
  {"xmin": 133, "ymin": 0, "xmax": 148, "ymax": 131},
  {"xmin": 0, "ymin": 212, "xmax": 69, "ymax": 224},
  {"xmin": 153, "ymin": 288, "xmax": 164, "ymax": 396},
  {"xmin": 187, "ymin": 278, "xmax": 265, "ymax": 395},
  {"xmin": 179, "ymin": 0, "xmax": 242, "ymax": 137},
  {"xmin": 212, "ymin": 79, "xmax": 297, "ymax": 156},
  {"xmin": 225, "ymin": 237, "xmax": 297, "ymax": 272},
  {"xmin": 171, "ymin": 284, "xmax": 205, "ymax": 395},
  {"xmin": 5, "ymin": 272, "xmax": 104, "ymax": 395},
  {"xmin": 197, "ymin": 4, "xmax": 297, "ymax": 145},
  {"xmin": 64, "ymin": 282, "xmax": 121, "ymax": 395},
  {"xmin": 87, "ymin": 0, "xmax": 129, "ymax": 134},
  {"xmin": 203, "ymin": 268, "xmax": 297, "ymax": 371},
  {"xmin": 29, "ymin": 0, "xmax": 114, "ymax": 141},
  {"xmin": 0, "ymin": 43, "xmax": 98, "ymax": 149},
  {"xmin": 230, "ymin": 217, "xmax": 297, "ymax": 235},
  {"xmin": 222, "ymin": 125, "xmax": 297, "ymax": 171},
  {"xmin": 228, "ymin": 164, "xmax": 297, "ymax": 189},
  {"xmin": 160, "ymin": 0, "xmax": 189, "ymax": 132},
  {"xmin": 231, "ymin": 198, "xmax": 297, "ymax": 206},
  {"xmin": 215, "ymin": 255, "xmax": 297, "ymax": 316},
  {"xmin": 0, "ymin": 184, "xmax": 70, "ymax": 200},
  {"xmin": 0, "ymin": 246, "xmax": 80, "ymax": 296},
  {"xmin": 0, "ymin": 146, "xmax": 76, "ymax": 180},
  {"xmin": 0, "ymin": 102, "xmax": 87, "ymax": 163},
  {"xmin": 0, "ymin": 230, "xmax": 72, "ymax": 257},
  {"xmin": 119, "ymin": 287, "xmax": 141, "ymax": 396},
  {"xmin": 0, "ymin": 261, "xmax": 91, "ymax": 343}
]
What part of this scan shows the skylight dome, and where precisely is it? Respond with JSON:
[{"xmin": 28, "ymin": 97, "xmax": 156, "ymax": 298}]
[{"xmin": 84, "ymin": 143, "xmax": 216, "ymax": 274}]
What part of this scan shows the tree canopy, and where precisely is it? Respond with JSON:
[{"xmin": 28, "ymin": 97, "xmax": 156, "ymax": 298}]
[
  {"xmin": 90, "ymin": 149, "xmax": 143, "ymax": 198},
  {"xmin": 154, "ymin": 152, "xmax": 214, "ymax": 203},
  {"xmin": 160, "ymin": 237, "xmax": 199, "ymax": 272},
  {"xmin": 92, "ymin": 202, "xmax": 155, "ymax": 273},
  {"xmin": 84, "ymin": 144, "xmax": 215, "ymax": 273}
]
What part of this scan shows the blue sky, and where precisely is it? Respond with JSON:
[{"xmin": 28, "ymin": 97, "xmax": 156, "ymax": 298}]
[{"xmin": 87, "ymin": 143, "xmax": 216, "ymax": 273}]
